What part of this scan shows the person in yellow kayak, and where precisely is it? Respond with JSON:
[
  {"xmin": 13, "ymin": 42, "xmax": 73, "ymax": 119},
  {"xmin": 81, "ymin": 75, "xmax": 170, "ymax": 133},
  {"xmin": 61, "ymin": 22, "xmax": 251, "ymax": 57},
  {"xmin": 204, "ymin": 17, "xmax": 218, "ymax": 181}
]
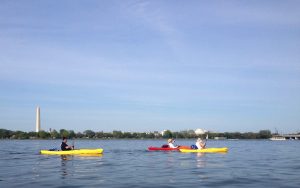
[
  {"xmin": 195, "ymin": 138, "xmax": 206, "ymax": 149},
  {"xmin": 168, "ymin": 138, "xmax": 178, "ymax": 148},
  {"xmin": 61, "ymin": 137, "xmax": 74, "ymax": 151}
]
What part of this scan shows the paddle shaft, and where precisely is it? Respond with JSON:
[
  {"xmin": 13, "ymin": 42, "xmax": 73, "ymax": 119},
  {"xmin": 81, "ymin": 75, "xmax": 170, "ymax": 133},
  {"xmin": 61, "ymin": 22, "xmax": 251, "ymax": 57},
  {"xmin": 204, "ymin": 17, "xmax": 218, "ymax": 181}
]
[{"xmin": 72, "ymin": 139, "xmax": 75, "ymax": 149}]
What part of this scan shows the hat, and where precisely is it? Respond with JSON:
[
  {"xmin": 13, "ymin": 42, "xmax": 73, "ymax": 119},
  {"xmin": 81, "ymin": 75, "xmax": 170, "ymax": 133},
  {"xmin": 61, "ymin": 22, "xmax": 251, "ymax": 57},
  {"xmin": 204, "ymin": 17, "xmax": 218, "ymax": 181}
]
[{"xmin": 168, "ymin": 138, "xmax": 173, "ymax": 143}]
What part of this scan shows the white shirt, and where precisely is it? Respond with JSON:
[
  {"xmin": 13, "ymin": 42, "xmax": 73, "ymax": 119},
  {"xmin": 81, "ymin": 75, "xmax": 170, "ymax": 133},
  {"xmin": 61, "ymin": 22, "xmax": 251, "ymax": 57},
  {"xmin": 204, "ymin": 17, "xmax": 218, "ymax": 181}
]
[
  {"xmin": 168, "ymin": 143, "xmax": 177, "ymax": 148},
  {"xmin": 196, "ymin": 141, "xmax": 205, "ymax": 149}
]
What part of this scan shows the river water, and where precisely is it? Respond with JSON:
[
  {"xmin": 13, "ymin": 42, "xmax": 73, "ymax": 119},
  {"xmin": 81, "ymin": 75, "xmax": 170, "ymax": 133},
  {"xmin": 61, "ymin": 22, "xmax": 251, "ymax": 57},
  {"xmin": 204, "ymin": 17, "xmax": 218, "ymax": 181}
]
[{"xmin": 0, "ymin": 139, "xmax": 299, "ymax": 187}]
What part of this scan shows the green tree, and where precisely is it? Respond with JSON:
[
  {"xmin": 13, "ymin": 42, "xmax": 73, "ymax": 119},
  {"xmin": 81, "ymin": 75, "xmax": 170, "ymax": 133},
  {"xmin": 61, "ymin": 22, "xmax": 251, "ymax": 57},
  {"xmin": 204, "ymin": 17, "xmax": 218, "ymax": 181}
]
[
  {"xmin": 113, "ymin": 130, "xmax": 123, "ymax": 138},
  {"xmin": 103, "ymin": 132, "xmax": 113, "ymax": 138},
  {"xmin": 14, "ymin": 131, "xmax": 29, "ymax": 139},
  {"xmin": 76, "ymin": 132, "xmax": 84, "ymax": 138},
  {"xmin": 163, "ymin": 130, "xmax": 173, "ymax": 138},
  {"xmin": 258, "ymin": 130, "xmax": 272, "ymax": 139},
  {"xmin": 138, "ymin": 132, "xmax": 147, "ymax": 139},
  {"xmin": 84, "ymin": 130, "xmax": 95, "ymax": 138},
  {"xmin": 38, "ymin": 131, "xmax": 50, "ymax": 139},
  {"xmin": 95, "ymin": 131, "xmax": 104, "ymax": 138},
  {"xmin": 60, "ymin": 129, "xmax": 70, "ymax": 138},
  {"xmin": 131, "ymin": 132, "xmax": 138, "ymax": 138},
  {"xmin": 50, "ymin": 129, "xmax": 59, "ymax": 139},
  {"xmin": 0, "ymin": 129, "xmax": 12, "ymax": 139},
  {"xmin": 123, "ymin": 132, "xmax": 133, "ymax": 138},
  {"xmin": 187, "ymin": 130, "xmax": 196, "ymax": 138},
  {"xmin": 146, "ymin": 132, "xmax": 155, "ymax": 139},
  {"xmin": 69, "ymin": 130, "xmax": 76, "ymax": 138},
  {"xmin": 28, "ymin": 131, "xmax": 38, "ymax": 138}
]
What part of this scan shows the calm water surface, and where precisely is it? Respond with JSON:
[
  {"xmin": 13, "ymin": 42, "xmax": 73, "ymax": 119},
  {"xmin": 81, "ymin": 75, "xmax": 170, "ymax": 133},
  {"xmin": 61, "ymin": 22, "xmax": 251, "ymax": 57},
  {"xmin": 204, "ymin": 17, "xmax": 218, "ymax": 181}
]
[{"xmin": 0, "ymin": 139, "xmax": 299, "ymax": 187}]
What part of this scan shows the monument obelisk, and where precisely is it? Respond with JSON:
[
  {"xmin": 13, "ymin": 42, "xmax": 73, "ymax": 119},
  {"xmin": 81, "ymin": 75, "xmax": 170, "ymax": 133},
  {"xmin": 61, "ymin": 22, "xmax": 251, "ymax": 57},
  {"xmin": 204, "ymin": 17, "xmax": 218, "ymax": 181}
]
[{"xmin": 36, "ymin": 106, "xmax": 41, "ymax": 132}]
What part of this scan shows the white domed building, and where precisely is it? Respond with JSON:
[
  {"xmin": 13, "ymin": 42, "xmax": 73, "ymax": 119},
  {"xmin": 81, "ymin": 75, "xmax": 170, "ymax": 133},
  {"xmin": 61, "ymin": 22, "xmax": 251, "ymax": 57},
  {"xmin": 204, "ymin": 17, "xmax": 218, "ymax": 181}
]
[{"xmin": 195, "ymin": 128, "xmax": 207, "ymax": 135}]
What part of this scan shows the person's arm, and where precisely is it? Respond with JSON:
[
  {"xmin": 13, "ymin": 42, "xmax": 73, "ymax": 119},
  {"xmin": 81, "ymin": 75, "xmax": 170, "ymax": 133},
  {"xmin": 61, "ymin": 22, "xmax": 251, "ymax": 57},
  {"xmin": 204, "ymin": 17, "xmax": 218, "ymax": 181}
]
[{"xmin": 65, "ymin": 145, "xmax": 74, "ymax": 149}]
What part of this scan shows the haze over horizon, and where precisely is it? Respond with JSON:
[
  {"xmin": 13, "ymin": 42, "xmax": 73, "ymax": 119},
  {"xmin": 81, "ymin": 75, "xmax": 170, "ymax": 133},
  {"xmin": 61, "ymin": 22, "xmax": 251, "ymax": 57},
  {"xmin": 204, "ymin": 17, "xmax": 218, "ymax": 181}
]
[{"xmin": 0, "ymin": 1, "xmax": 299, "ymax": 133}]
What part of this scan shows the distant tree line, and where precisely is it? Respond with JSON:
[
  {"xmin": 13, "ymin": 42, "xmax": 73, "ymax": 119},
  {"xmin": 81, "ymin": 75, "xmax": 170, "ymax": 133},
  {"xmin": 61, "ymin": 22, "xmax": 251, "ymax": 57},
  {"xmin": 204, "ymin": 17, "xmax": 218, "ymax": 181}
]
[{"xmin": 0, "ymin": 128, "xmax": 273, "ymax": 139}]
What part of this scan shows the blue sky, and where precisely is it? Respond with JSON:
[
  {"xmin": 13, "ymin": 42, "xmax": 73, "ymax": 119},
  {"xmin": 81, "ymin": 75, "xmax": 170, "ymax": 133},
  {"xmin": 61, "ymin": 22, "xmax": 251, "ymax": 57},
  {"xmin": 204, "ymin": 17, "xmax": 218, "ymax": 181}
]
[{"xmin": 0, "ymin": 0, "xmax": 299, "ymax": 133}]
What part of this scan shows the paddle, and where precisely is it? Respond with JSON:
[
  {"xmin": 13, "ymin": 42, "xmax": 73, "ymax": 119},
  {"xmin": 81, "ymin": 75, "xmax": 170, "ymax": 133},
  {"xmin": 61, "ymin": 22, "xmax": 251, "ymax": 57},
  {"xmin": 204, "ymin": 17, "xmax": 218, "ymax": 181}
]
[
  {"xmin": 203, "ymin": 135, "xmax": 207, "ymax": 148},
  {"xmin": 72, "ymin": 138, "xmax": 75, "ymax": 150}
]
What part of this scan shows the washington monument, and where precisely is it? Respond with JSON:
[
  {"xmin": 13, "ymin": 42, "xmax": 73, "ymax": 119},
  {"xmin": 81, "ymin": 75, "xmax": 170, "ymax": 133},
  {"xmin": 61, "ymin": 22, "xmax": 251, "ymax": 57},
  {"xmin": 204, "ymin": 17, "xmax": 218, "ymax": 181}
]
[{"xmin": 36, "ymin": 106, "xmax": 40, "ymax": 132}]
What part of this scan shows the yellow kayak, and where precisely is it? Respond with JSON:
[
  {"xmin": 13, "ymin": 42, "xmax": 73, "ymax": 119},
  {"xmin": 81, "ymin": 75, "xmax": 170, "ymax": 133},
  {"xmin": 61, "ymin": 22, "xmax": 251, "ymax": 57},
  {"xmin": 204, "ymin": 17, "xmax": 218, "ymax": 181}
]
[
  {"xmin": 40, "ymin": 148, "xmax": 103, "ymax": 155},
  {"xmin": 179, "ymin": 147, "xmax": 228, "ymax": 153}
]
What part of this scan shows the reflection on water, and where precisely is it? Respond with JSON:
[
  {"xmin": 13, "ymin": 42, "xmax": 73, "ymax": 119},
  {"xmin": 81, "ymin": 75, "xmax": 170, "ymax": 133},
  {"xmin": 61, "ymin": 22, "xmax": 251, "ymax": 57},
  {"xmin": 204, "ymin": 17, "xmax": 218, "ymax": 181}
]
[
  {"xmin": 60, "ymin": 154, "xmax": 103, "ymax": 179},
  {"xmin": 60, "ymin": 155, "xmax": 73, "ymax": 178},
  {"xmin": 61, "ymin": 155, "xmax": 74, "ymax": 161},
  {"xmin": 196, "ymin": 153, "xmax": 206, "ymax": 168},
  {"xmin": 76, "ymin": 154, "xmax": 103, "ymax": 157},
  {"xmin": 197, "ymin": 152, "xmax": 205, "ymax": 158},
  {"xmin": 60, "ymin": 154, "xmax": 103, "ymax": 159}
]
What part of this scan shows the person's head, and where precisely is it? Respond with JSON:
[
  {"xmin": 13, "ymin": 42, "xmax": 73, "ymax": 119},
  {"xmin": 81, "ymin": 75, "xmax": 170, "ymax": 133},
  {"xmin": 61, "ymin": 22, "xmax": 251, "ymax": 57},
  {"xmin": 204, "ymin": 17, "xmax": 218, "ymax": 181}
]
[
  {"xmin": 168, "ymin": 138, "xmax": 174, "ymax": 143},
  {"xmin": 197, "ymin": 138, "xmax": 202, "ymax": 143},
  {"xmin": 62, "ymin": 137, "xmax": 67, "ymax": 143}
]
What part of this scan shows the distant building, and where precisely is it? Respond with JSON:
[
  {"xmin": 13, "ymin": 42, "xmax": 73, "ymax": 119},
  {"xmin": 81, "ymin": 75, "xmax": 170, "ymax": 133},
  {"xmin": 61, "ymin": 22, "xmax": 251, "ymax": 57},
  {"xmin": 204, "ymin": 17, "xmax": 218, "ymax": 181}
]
[
  {"xmin": 36, "ymin": 106, "xmax": 41, "ymax": 132},
  {"xmin": 153, "ymin": 131, "xmax": 160, "ymax": 137},
  {"xmin": 195, "ymin": 128, "xmax": 207, "ymax": 135},
  {"xmin": 161, "ymin": 130, "xmax": 168, "ymax": 136}
]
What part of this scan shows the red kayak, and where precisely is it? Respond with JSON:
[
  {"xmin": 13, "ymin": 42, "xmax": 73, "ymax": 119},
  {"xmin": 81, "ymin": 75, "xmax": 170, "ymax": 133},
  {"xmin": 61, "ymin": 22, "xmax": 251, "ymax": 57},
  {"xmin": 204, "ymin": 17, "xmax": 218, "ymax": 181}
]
[{"xmin": 148, "ymin": 145, "xmax": 190, "ymax": 151}]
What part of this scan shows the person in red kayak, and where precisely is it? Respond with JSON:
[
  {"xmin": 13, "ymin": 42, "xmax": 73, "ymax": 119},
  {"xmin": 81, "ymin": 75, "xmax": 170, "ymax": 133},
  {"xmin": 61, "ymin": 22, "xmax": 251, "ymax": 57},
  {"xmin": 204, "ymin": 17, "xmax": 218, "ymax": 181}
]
[
  {"xmin": 61, "ymin": 137, "xmax": 74, "ymax": 151},
  {"xmin": 168, "ymin": 138, "xmax": 178, "ymax": 148}
]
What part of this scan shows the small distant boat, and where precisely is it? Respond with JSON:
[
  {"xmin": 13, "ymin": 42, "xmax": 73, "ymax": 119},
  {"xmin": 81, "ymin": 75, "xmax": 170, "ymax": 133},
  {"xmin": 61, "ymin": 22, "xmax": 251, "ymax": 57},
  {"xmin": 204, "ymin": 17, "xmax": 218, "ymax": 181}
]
[
  {"xmin": 214, "ymin": 137, "xmax": 227, "ymax": 140},
  {"xmin": 269, "ymin": 136, "xmax": 286, "ymax": 141}
]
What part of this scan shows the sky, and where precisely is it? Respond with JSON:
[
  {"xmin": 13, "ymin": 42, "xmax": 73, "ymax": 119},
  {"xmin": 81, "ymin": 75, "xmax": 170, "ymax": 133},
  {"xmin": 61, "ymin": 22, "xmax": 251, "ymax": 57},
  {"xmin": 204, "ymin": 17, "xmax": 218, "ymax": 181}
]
[{"xmin": 0, "ymin": 0, "xmax": 299, "ymax": 133}]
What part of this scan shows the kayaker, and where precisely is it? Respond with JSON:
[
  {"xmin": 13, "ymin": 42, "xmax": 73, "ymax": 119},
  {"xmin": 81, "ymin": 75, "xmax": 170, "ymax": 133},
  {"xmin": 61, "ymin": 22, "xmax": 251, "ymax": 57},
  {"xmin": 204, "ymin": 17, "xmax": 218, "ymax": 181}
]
[
  {"xmin": 168, "ymin": 138, "xmax": 178, "ymax": 148},
  {"xmin": 61, "ymin": 137, "xmax": 74, "ymax": 151},
  {"xmin": 195, "ymin": 138, "xmax": 206, "ymax": 149}
]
